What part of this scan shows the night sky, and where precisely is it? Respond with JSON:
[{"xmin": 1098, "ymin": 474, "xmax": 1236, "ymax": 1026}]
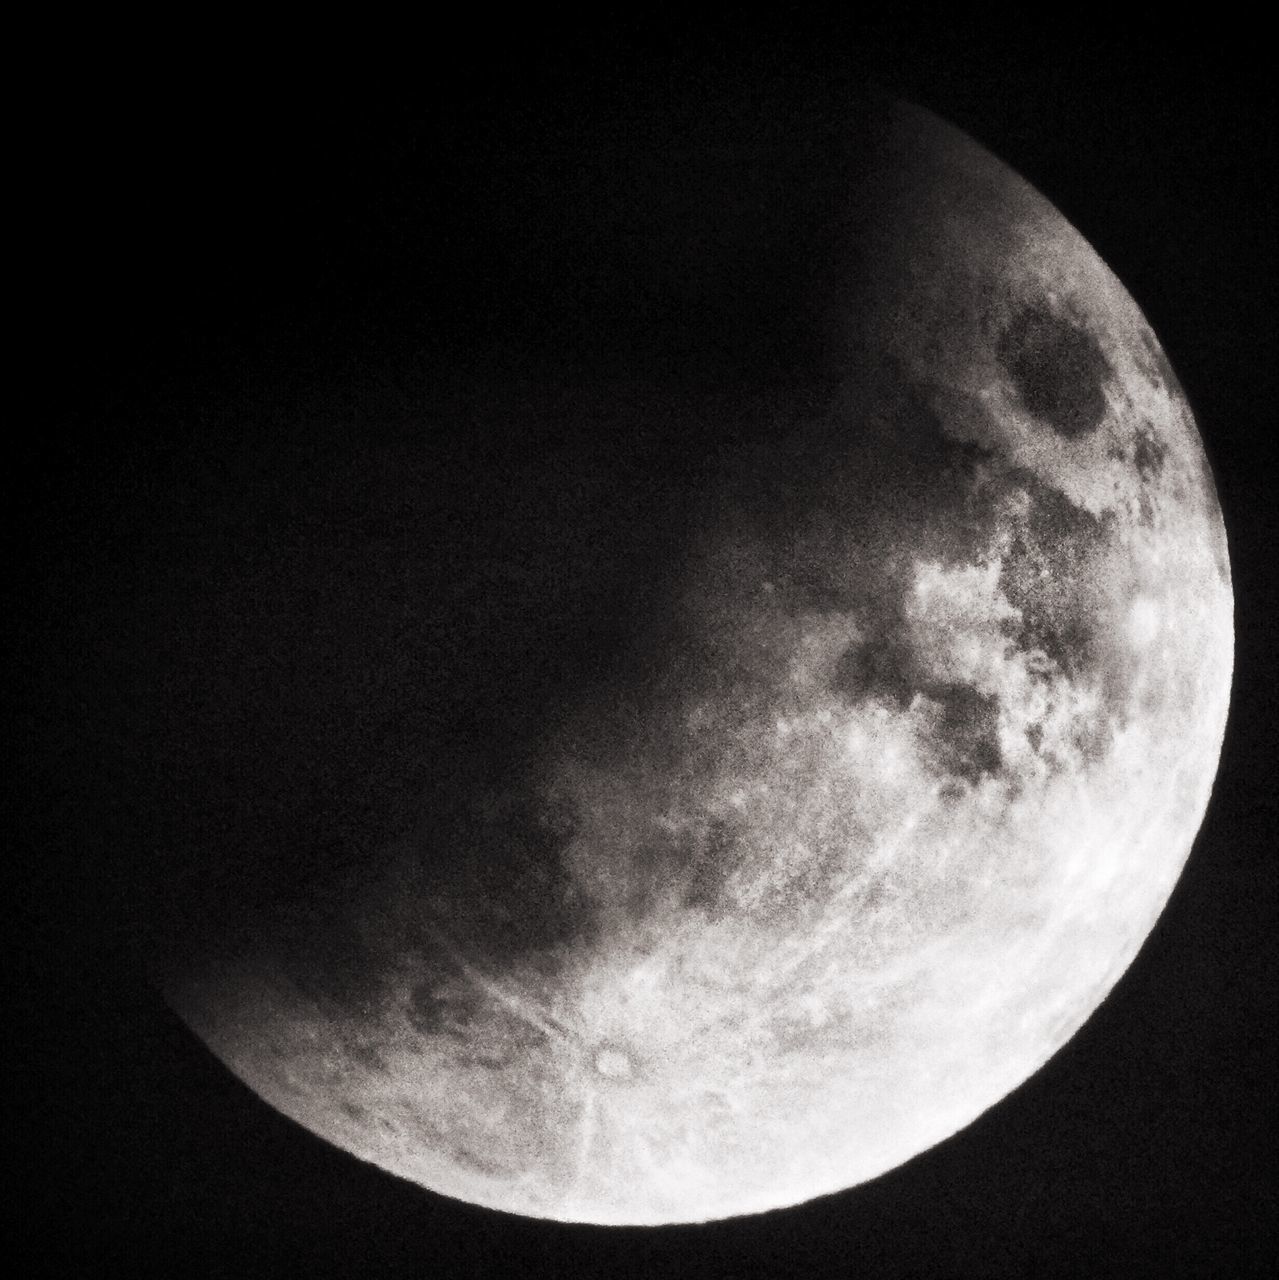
[{"xmin": 14, "ymin": 14, "xmax": 1275, "ymax": 1278}]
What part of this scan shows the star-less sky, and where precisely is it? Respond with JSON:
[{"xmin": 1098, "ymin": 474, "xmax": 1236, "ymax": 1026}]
[{"xmin": 14, "ymin": 13, "xmax": 1275, "ymax": 1278}]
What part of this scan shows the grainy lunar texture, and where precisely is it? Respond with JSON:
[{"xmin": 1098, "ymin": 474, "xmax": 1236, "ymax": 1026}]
[{"xmin": 156, "ymin": 97, "xmax": 1232, "ymax": 1223}]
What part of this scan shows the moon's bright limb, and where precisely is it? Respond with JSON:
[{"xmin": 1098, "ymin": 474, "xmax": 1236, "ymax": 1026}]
[{"xmin": 163, "ymin": 98, "xmax": 1233, "ymax": 1224}]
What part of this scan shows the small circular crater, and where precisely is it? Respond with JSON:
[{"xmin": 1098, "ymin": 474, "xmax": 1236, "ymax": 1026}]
[{"xmin": 594, "ymin": 1046, "xmax": 633, "ymax": 1079}]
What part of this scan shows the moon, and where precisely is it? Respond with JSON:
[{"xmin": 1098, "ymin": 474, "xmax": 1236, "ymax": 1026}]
[{"xmin": 153, "ymin": 95, "xmax": 1232, "ymax": 1224}]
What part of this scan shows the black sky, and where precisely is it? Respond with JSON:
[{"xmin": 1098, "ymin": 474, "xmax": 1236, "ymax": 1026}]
[{"xmin": 13, "ymin": 14, "xmax": 1276, "ymax": 1278}]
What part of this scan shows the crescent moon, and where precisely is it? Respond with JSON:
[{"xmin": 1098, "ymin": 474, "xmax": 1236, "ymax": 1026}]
[{"xmin": 161, "ymin": 96, "xmax": 1232, "ymax": 1224}]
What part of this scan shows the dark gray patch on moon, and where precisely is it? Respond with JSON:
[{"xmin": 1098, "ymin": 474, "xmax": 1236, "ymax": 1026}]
[
  {"xmin": 831, "ymin": 629, "xmax": 919, "ymax": 710},
  {"xmin": 832, "ymin": 636, "xmax": 1004, "ymax": 788},
  {"xmin": 340, "ymin": 1036, "xmax": 389, "ymax": 1072},
  {"xmin": 927, "ymin": 683, "xmax": 1004, "ymax": 784},
  {"xmin": 451, "ymin": 1144, "xmax": 515, "ymax": 1180},
  {"xmin": 865, "ymin": 373, "xmax": 1000, "ymax": 571},
  {"xmin": 1132, "ymin": 425, "xmax": 1167, "ymax": 481},
  {"xmin": 997, "ymin": 303, "xmax": 1114, "ymax": 438},
  {"xmin": 405, "ymin": 979, "xmax": 547, "ymax": 1071},
  {"xmin": 458, "ymin": 1051, "xmax": 513, "ymax": 1070},
  {"xmin": 407, "ymin": 983, "xmax": 479, "ymax": 1040},
  {"xmin": 679, "ymin": 814, "xmax": 750, "ymax": 914},
  {"xmin": 1070, "ymin": 717, "xmax": 1116, "ymax": 767},
  {"xmin": 1008, "ymin": 607, "xmax": 1096, "ymax": 683},
  {"xmin": 999, "ymin": 474, "xmax": 1110, "ymax": 681}
]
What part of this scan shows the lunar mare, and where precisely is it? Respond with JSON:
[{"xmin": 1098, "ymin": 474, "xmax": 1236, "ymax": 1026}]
[{"xmin": 162, "ymin": 99, "xmax": 1232, "ymax": 1223}]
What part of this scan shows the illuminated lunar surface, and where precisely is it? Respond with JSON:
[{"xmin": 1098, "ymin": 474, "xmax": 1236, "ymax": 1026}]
[{"xmin": 160, "ymin": 99, "xmax": 1233, "ymax": 1224}]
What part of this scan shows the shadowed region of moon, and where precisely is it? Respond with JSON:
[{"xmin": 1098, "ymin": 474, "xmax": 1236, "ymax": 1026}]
[{"xmin": 145, "ymin": 90, "xmax": 1232, "ymax": 1225}]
